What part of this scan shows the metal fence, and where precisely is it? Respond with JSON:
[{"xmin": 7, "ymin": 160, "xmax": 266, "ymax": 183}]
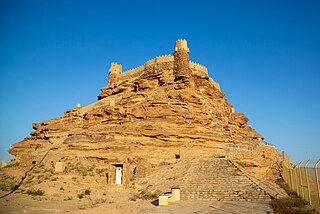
[
  {"xmin": 282, "ymin": 158, "xmax": 320, "ymax": 212},
  {"xmin": 227, "ymin": 141, "xmax": 275, "ymax": 151}
]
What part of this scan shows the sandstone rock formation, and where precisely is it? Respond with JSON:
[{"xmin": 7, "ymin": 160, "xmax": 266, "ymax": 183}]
[{"xmin": 6, "ymin": 39, "xmax": 281, "ymax": 194}]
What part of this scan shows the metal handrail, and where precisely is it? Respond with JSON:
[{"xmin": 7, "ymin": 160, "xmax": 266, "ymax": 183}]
[{"xmin": 227, "ymin": 141, "xmax": 275, "ymax": 151}]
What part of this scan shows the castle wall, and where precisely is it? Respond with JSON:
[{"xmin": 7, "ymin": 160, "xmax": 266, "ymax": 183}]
[
  {"xmin": 118, "ymin": 65, "xmax": 144, "ymax": 83},
  {"xmin": 189, "ymin": 61, "xmax": 208, "ymax": 74},
  {"xmin": 108, "ymin": 55, "xmax": 212, "ymax": 86}
]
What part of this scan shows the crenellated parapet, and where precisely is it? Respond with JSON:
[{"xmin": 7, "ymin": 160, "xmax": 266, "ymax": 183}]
[
  {"xmin": 144, "ymin": 54, "xmax": 174, "ymax": 68},
  {"xmin": 108, "ymin": 62, "xmax": 122, "ymax": 85},
  {"xmin": 109, "ymin": 62, "xmax": 122, "ymax": 76},
  {"xmin": 105, "ymin": 39, "xmax": 219, "ymax": 90},
  {"xmin": 189, "ymin": 61, "xmax": 208, "ymax": 74},
  {"xmin": 174, "ymin": 38, "xmax": 189, "ymax": 53},
  {"xmin": 120, "ymin": 65, "xmax": 144, "ymax": 81},
  {"xmin": 115, "ymin": 55, "xmax": 174, "ymax": 84}
]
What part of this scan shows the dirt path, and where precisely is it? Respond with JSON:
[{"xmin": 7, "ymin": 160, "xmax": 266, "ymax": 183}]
[
  {"xmin": 0, "ymin": 191, "xmax": 153, "ymax": 214},
  {"xmin": 139, "ymin": 200, "xmax": 273, "ymax": 214},
  {"xmin": 0, "ymin": 192, "xmax": 273, "ymax": 214}
]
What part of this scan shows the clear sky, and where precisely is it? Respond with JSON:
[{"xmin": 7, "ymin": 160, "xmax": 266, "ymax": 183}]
[{"xmin": 1, "ymin": 0, "xmax": 319, "ymax": 164}]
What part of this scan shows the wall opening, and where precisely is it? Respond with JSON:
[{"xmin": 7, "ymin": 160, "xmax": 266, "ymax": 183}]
[{"xmin": 113, "ymin": 164, "xmax": 123, "ymax": 185}]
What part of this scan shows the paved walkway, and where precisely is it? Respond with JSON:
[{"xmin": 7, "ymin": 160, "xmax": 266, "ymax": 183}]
[{"xmin": 139, "ymin": 200, "xmax": 273, "ymax": 214}]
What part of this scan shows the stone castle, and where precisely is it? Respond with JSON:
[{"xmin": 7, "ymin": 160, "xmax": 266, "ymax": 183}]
[
  {"xmin": 5, "ymin": 39, "xmax": 283, "ymax": 201},
  {"xmin": 99, "ymin": 39, "xmax": 220, "ymax": 100}
]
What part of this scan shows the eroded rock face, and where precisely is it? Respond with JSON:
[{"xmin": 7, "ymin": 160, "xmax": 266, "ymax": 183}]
[{"xmin": 8, "ymin": 39, "xmax": 280, "ymax": 186}]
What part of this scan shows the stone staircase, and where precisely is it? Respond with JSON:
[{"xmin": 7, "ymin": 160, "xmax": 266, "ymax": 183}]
[{"xmin": 180, "ymin": 158, "xmax": 271, "ymax": 201}]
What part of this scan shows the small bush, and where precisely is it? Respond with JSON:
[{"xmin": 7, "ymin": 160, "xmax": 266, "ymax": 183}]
[
  {"xmin": 1, "ymin": 174, "xmax": 14, "ymax": 181},
  {"xmin": 0, "ymin": 182, "xmax": 17, "ymax": 191},
  {"xmin": 60, "ymin": 187, "xmax": 64, "ymax": 190},
  {"xmin": 10, "ymin": 184, "xmax": 18, "ymax": 191},
  {"xmin": 272, "ymin": 178, "xmax": 316, "ymax": 214},
  {"xmin": 84, "ymin": 189, "xmax": 91, "ymax": 195},
  {"xmin": 5, "ymin": 162, "xmax": 20, "ymax": 168},
  {"xmin": 75, "ymin": 165, "xmax": 95, "ymax": 176},
  {"xmin": 27, "ymin": 189, "xmax": 44, "ymax": 196},
  {"xmin": 78, "ymin": 193, "xmax": 84, "ymax": 199},
  {"xmin": 77, "ymin": 189, "xmax": 91, "ymax": 199},
  {"xmin": 0, "ymin": 183, "xmax": 6, "ymax": 191}
]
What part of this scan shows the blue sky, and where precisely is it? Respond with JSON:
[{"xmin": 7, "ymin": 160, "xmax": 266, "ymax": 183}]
[{"xmin": 0, "ymin": 0, "xmax": 319, "ymax": 164}]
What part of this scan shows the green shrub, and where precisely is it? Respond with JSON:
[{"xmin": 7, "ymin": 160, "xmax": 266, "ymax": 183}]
[
  {"xmin": 5, "ymin": 162, "xmax": 20, "ymax": 168},
  {"xmin": 77, "ymin": 189, "xmax": 91, "ymax": 199},
  {"xmin": 27, "ymin": 189, "xmax": 44, "ymax": 196},
  {"xmin": 84, "ymin": 188, "xmax": 91, "ymax": 195},
  {"xmin": 78, "ymin": 193, "xmax": 84, "ymax": 199},
  {"xmin": 75, "ymin": 165, "xmax": 95, "ymax": 176},
  {"xmin": 10, "ymin": 184, "xmax": 18, "ymax": 191},
  {"xmin": 0, "ymin": 183, "xmax": 6, "ymax": 191}
]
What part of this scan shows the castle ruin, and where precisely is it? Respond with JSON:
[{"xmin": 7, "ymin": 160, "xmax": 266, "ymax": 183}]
[{"xmin": 5, "ymin": 39, "xmax": 283, "ymax": 201}]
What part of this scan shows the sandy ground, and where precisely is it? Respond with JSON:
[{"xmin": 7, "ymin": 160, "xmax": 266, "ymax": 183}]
[
  {"xmin": 0, "ymin": 191, "xmax": 273, "ymax": 214},
  {"xmin": 0, "ymin": 190, "xmax": 153, "ymax": 214},
  {"xmin": 139, "ymin": 200, "xmax": 273, "ymax": 214}
]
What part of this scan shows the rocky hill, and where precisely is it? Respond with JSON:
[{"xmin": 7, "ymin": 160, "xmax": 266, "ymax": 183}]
[{"xmin": 4, "ymin": 39, "xmax": 281, "ymax": 196}]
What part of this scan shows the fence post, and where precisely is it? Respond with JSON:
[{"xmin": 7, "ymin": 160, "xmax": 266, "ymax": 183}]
[
  {"xmin": 289, "ymin": 168, "xmax": 293, "ymax": 190},
  {"xmin": 298, "ymin": 161, "xmax": 305, "ymax": 199},
  {"xmin": 315, "ymin": 159, "xmax": 320, "ymax": 207},
  {"xmin": 305, "ymin": 160, "xmax": 311, "ymax": 205},
  {"xmin": 296, "ymin": 161, "xmax": 303, "ymax": 196},
  {"xmin": 293, "ymin": 168, "xmax": 297, "ymax": 192},
  {"xmin": 283, "ymin": 162, "xmax": 288, "ymax": 183}
]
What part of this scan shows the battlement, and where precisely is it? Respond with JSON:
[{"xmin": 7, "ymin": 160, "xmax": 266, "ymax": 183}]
[
  {"xmin": 107, "ymin": 62, "xmax": 122, "ymax": 85},
  {"xmin": 109, "ymin": 62, "xmax": 122, "ymax": 75},
  {"xmin": 108, "ymin": 58, "xmax": 210, "ymax": 85},
  {"xmin": 106, "ymin": 39, "xmax": 216, "ymax": 87},
  {"xmin": 189, "ymin": 61, "xmax": 208, "ymax": 74},
  {"xmin": 144, "ymin": 54, "xmax": 174, "ymax": 68},
  {"xmin": 174, "ymin": 39, "xmax": 189, "ymax": 53}
]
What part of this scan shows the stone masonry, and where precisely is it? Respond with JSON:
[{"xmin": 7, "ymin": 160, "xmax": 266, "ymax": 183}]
[{"xmin": 180, "ymin": 158, "xmax": 271, "ymax": 201}]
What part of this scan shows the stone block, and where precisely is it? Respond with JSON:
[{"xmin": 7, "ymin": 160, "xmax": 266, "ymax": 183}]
[
  {"xmin": 0, "ymin": 162, "xmax": 7, "ymax": 168},
  {"xmin": 54, "ymin": 162, "xmax": 65, "ymax": 173},
  {"xmin": 159, "ymin": 195, "xmax": 169, "ymax": 206},
  {"xmin": 171, "ymin": 188, "xmax": 180, "ymax": 201}
]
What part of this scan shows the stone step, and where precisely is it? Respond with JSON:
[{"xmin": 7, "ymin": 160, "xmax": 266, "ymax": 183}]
[{"xmin": 180, "ymin": 158, "xmax": 270, "ymax": 201}]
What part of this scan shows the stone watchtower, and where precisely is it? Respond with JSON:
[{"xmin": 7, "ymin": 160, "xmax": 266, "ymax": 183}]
[
  {"xmin": 108, "ymin": 62, "xmax": 122, "ymax": 85},
  {"xmin": 173, "ymin": 39, "xmax": 191, "ymax": 81}
]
